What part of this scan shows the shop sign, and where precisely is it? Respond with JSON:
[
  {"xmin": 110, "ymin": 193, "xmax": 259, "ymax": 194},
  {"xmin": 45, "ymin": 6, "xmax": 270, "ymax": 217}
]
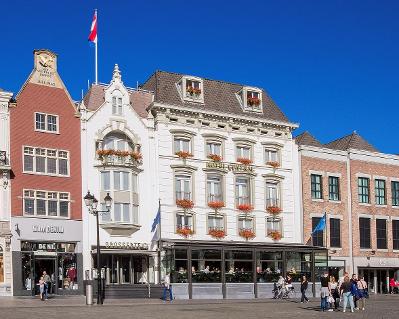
[
  {"xmin": 206, "ymin": 161, "xmax": 254, "ymax": 172},
  {"xmin": 105, "ymin": 242, "xmax": 149, "ymax": 250},
  {"xmin": 32, "ymin": 225, "xmax": 64, "ymax": 234}
]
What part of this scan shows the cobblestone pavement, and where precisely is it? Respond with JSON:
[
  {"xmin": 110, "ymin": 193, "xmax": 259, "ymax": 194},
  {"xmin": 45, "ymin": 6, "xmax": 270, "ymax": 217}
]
[{"xmin": 0, "ymin": 295, "xmax": 398, "ymax": 319}]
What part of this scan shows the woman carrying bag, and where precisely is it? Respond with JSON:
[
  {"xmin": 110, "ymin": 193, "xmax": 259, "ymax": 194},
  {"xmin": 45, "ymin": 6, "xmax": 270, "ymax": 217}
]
[{"xmin": 357, "ymin": 276, "xmax": 368, "ymax": 311}]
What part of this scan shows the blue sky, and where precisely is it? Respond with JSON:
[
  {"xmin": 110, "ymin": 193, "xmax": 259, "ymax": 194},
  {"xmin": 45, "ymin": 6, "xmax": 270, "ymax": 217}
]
[{"xmin": 1, "ymin": 0, "xmax": 398, "ymax": 153}]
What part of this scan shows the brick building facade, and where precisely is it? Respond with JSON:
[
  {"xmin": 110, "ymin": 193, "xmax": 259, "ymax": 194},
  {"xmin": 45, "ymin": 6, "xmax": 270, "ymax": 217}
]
[{"xmin": 297, "ymin": 131, "xmax": 399, "ymax": 294}]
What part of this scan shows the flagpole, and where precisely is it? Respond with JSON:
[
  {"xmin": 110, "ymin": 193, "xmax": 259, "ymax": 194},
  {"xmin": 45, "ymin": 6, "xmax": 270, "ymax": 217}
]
[
  {"xmin": 95, "ymin": 9, "xmax": 98, "ymax": 84},
  {"xmin": 158, "ymin": 199, "xmax": 162, "ymax": 285}
]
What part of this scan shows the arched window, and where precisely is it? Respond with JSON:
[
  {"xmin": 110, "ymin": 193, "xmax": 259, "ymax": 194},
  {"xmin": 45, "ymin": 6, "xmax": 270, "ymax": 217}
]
[{"xmin": 102, "ymin": 132, "xmax": 134, "ymax": 152}]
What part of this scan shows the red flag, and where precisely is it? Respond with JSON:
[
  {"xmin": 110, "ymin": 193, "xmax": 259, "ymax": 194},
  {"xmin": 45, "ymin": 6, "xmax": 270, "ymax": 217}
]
[{"xmin": 88, "ymin": 11, "xmax": 97, "ymax": 43}]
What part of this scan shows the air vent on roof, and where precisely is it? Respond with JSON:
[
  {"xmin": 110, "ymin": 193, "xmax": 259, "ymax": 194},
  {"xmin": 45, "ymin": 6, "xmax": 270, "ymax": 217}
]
[
  {"xmin": 275, "ymin": 132, "xmax": 282, "ymax": 137},
  {"xmin": 232, "ymin": 126, "xmax": 240, "ymax": 131},
  {"xmin": 201, "ymin": 121, "xmax": 210, "ymax": 127},
  {"xmin": 169, "ymin": 117, "xmax": 178, "ymax": 122},
  {"xmin": 186, "ymin": 119, "xmax": 195, "ymax": 125},
  {"xmin": 247, "ymin": 128, "xmax": 255, "ymax": 133},
  {"xmin": 260, "ymin": 130, "xmax": 268, "ymax": 135},
  {"xmin": 218, "ymin": 124, "xmax": 225, "ymax": 129}
]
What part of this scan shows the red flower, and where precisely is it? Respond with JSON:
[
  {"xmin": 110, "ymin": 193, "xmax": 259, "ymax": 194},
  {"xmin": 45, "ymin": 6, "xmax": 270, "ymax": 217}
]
[
  {"xmin": 175, "ymin": 151, "xmax": 193, "ymax": 159},
  {"xmin": 176, "ymin": 227, "xmax": 193, "ymax": 238},
  {"xmin": 266, "ymin": 161, "xmax": 280, "ymax": 168},
  {"xmin": 268, "ymin": 231, "xmax": 282, "ymax": 241},
  {"xmin": 237, "ymin": 157, "xmax": 252, "ymax": 165},
  {"xmin": 247, "ymin": 97, "xmax": 261, "ymax": 106},
  {"xmin": 207, "ymin": 154, "xmax": 222, "ymax": 162},
  {"xmin": 187, "ymin": 86, "xmax": 202, "ymax": 96},
  {"xmin": 130, "ymin": 151, "xmax": 143, "ymax": 161},
  {"xmin": 239, "ymin": 229, "xmax": 255, "ymax": 240},
  {"xmin": 176, "ymin": 199, "xmax": 194, "ymax": 209},
  {"xmin": 209, "ymin": 229, "xmax": 226, "ymax": 239},
  {"xmin": 208, "ymin": 201, "xmax": 225, "ymax": 210},
  {"xmin": 237, "ymin": 203, "xmax": 254, "ymax": 213},
  {"xmin": 266, "ymin": 206, "xmax": 282, "ymax": 215}
]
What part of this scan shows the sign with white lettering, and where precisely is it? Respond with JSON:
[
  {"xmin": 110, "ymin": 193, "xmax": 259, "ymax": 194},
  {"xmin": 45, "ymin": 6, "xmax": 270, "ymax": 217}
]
[
  {"xmin": 206, "ymin": 161, "xmax": 254, "ymax": 172},
  {"xmin": 104, "ymin": 242, "xmax": 149, "ymax": 250},
  {"xmin": 32, "ymin": 225, "xmax": 64, "ymax": 234}
]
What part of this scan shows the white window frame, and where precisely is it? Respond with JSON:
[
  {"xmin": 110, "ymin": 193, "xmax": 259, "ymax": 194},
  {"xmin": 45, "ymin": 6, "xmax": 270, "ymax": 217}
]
[
  {"xmin": 207, "ymin": 174, "xmax": 223, "ymax": 203},
  {"xmin": 34, "ymin": 112, "xmax": 59, "ymax": 134},
  {"xmin": 112, "ymin": 96, "xmax": 123, "ymax": 115},
  {"xmin": 175, "ymin": 174, "xmax": 192, "ymax": 201},
  {"xmin": 180, "ymin": 76, "xmax": 204, "ymax": 102},
  {"xmin": 205, "ymin": 140, "xmax": 222, "ymax": 157},
  {"xmin": 23, "ymin": 189, "xmax": 70, "ymax": 218},
  {"xmin": 174, "ymin": 137, "xmax": 191, "ymax": 154},
  {"xmin": 265, "ymin": 148, "xmax": 279, "ymax": 164},
  {"xmin": 266, "ymin": 181, "xmax": 280, "ymax": 207},
  {"xmin": 23, "ymin": 146, "xmax": 70, "ymax": 177},
  {"xmin": 238, "ymin": 215, "xmax": 254, "ymax": 231},
  {"xmin": 236, "ymin": 87, "xmax": 263, "ymax": 112},
  {"xmin": 236, "ymin": 144, "xmax": 252, "ymax": 160},
  {"xmin": 266, "ymin": 216, "xmax": 283, "ymax": 235},
  {"xmin": 235, "ymin": 176, "xmax": 251, "ymax": 205},
  {"xmin": 207, "ymin": 213, "xmax": 225, "ymax": 231},
  {"xmin": 176, "ymin": 212, "xmax": 194, "ymax": 232}
]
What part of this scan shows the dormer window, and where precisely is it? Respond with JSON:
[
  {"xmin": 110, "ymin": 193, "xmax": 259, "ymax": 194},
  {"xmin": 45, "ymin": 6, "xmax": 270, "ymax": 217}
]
[
  {"xmin": 178, "ymin": 76, "xmax": 204, "ymax": 102},
  {"xmin": 237, "ymin": 87, "xmax": 263, "ymax": 112}
]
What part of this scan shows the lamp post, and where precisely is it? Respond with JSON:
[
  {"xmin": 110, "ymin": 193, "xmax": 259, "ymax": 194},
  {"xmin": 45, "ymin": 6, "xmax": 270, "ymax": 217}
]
[{"xmin": 84, "ymin": 191, "xmax": 112, "ymax": 305}]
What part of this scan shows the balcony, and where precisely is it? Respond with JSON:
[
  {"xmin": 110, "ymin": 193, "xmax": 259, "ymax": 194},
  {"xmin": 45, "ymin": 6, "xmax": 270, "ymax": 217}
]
[
  {"xmin": 96, "ymin": 150, "xmax": 142, "ymax": 168},
  {"xmin": 100, "ymin": 221, "xmax": 141, "ymax": 236}
]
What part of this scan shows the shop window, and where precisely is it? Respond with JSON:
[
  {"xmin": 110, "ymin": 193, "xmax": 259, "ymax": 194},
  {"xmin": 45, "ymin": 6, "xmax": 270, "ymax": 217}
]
[
  {"xmin": 191, "ymin": 249, "xmax": 222, "ymax": 283},
  {"xmin": 171, "ymin": 249, "xmax": 188, "ymax": 283},
  {"xmin": 285, "ymin": 252, "xmax": 312, "ymax": 282},
  {"xmin": 58, "ymin": 254, "xmax": 78, "ymax": 290},
  {"xmin": 314, "ymin": 252, "xmax": 328, "ymax": 280},
  {"xmin": 225, "ymin": 250, "xmax": 253, "ymax": 283},
  {"xmin": 376, "ymin": 219, "xmax": 387, "ymax": 249},
  {"xmin": 256, "ymin": 251, "xmax": 283, "ymax": 283}
]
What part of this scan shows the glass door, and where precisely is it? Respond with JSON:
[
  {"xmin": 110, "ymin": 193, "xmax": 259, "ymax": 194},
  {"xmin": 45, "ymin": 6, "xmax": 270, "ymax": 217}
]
[{"xmin": 120, "ymin": 256, "xmax": 131, "ymax": 284}]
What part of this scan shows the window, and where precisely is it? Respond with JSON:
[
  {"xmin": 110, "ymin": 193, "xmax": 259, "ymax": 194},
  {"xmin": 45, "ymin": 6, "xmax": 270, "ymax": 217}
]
[
  {"xmin": 113, "ymin": 203, "xmax": 131, "ymax": 223},
  {"xmin": 35, "ymin": 112, "xmax": 58, "ymax": 133},
  {"xmin": 393, "ymin": 220, "xmax": 399, "ymax": 250},
  {"xmin": 206, "ymin": 141, "xmax": 222, "ymax": 157},
  {"xmin": 266, "ymin": 182, "xmax": 279, "ymax": 207},
  {"xmin": 358, "ymin": 177, "xmax": 370, "ymax": 204},
  {"xmin": 375, "ymin": 179, "xmax": 386, "ymax": 205},
  {"xmin": 312, "ymin": 217, "xmax": 324, "ymax": 247},
  {"xmin": 376, "ymin": 219, "xmax": 387, "ymax": 249},
  {"xmin": 103, "ymin": 133, "xmax": 132, "ymax": 151},
  {"xmin": 235, "ymin": 177, "xmax": 250, "ymax": 205},
  {"xmin": 114, "ymin": 171, "xmax": 129, "ymax": 191},
  {"xmin": 266, "ymin": 216, "xmax": 282, "ymax": 234},
  {"xmin": 174, "ymin": 137, "xmax": 191, "ymax": 154},
  {"xmin": 208, "ymin": 214, "xmax": 224, "ymax": 231},
  {"xmin": 236, "ymin": 145, "xmax": 251, "ymax": 160},
  {"xmin": 112, "ymin": 96, "xmax": 123, "ymax": 115},
  {"xmin": 23, "ymin": 147, "xmax": 69, "ymax": 176},
  {"xmin": 359, "ymin": 217, "xmax": 371, "ymax": 249},
  {"xmin": 101, "ymin": 171, "xmax": 110, "ymax": 190},
  {"xmin": 328, "ymin": 176, "xmax": 340, "ymax": 201},
  {"xmin": 175, "ymin": 175, "xmax": 191, "ymax": 200},
  {"xmin": 207, "ymin": 175, "xmax": 222, "ymax": 202},
  {"xmin": 238, "ymin": 216, "xmax": 254, "ymax": 231},
  {"xmin": 265, "ymin": 149, "xmax": 279, "ymax": 164},
  {"xmin": 329, "ymin": 218, "xmax": 341, "ymax": 248},
  {"xmin": 392, "ymin": 181, "xmax": 399, "ymax": 206},
  {"xmin": 311, "ymin": 174, "xmax": 322, "ymax": 199},
  {"xmin": 184, "ymin": 78, "xmax": 203, "ymax": 101},
  {"xmin": 176, "ymin": 213, "xmax": 193, "ymax": 230},
  {"xmin": 23, "ymin": 190, "xmax": 70, "ymax": 218}
]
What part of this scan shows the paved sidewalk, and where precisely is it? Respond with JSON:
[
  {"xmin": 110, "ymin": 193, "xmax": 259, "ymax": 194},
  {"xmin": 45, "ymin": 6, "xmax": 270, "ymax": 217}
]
[{"xmin": 0, "ymin": 294, "xmax": 398, "ymax": 318}]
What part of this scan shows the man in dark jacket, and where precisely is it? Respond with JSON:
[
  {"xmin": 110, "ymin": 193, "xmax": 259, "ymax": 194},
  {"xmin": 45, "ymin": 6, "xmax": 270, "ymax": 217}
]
[
  {"xmin": 350, "ymin": 274, "xmax": 360, "ymax": 310},
  {"xmin": 300, "ymin": 275, "xmax": 309, "ymax": 303}
]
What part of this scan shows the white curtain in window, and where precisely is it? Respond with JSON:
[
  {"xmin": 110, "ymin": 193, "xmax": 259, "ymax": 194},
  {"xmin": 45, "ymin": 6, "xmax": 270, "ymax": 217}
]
[{"xmin": 236, "ymin": 178, "xmax": 249, "ymax": 204}]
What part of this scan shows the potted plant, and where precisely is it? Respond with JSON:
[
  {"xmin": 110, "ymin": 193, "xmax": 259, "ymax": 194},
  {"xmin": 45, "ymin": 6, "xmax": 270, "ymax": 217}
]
[
  {"xmin": 176, "ymin": 226, "xmax": 193, "ymax": 238},
  {"xmin": 208, "ymin": 201, "xmax": 225, "ymax": 210},
  {"xmin": 207, "ymin": 154, "xmax": 222, "ymax": 162},
  {"xmin": 187, "ymin": 86, "xmax": 202, "ymax": 96},
  {"xmin": 209, "ymin": 228, "xmax": 226, "ymax": 239},
  {"xmin": 266, "ymin": 206, "xmax": 282, "ymax": 215},
  {"xmin": 268, "ymin": 230, "xmax": 282, "ymax": 241},
  {"xmin": 237, "ymin": 203, "xmax": 253, "ymax": 213},
  {"xmin": 176, "ymin": 199, "xmax": 194, "ymax": 210},
  {"xmin": 175, "ymin": 151, "xmax": 193, "ymax": 160},
  {"xmin": 247, "ymin": 96, "xmax": 260, "ymax": 107},
  {"xmin": 237, "ymin": 157, "xmax": 252, "ymax": 165},
  {"xmin": 266, "ymin": 161, "xmax": 280, "ymax": 169},
  {"xmin": 239, "ymin": 229, "xmax": 256, "ymax": 240},
  {"xmin": 130, "ymin": 151, "xmax": 143, "ymax": 161}
]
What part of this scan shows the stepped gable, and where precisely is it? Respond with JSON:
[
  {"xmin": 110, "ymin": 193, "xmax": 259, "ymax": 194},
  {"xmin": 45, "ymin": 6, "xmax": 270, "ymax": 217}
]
[
  {"xmin": 141, "ymin": 70, "xmax": 292, "ymax": 124},
  {"xmin": 295, "ymin": 131, "xmax": 323, "ymax": 147},
  {"xmin": 325, "ymin": 131, "xmax": 378, "ymax": 153}
]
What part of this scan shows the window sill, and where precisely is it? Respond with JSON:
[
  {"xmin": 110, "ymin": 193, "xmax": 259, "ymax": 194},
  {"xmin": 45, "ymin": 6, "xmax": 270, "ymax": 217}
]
[
  {"xmin": 34, "ymin": 129, "xmax": 60, "ymax": 135},
  {"xmin": 22, "ymin": 171, "xmax": 70, "ymax": 178},
  {"xmin": 328, "ymin": 200, "xmax": 342, "ymax": 204},
  {"xmin": 392, "ymin": 206, "xmax": 399, "ymax": 209},
  {"xmin": 376, "ymin": 249, "xmax": 388, "ymax": 252},
  {"xmin": 375, "ymin": 204, "xmax": 388, "ymax": 208},
  {"xmin": 329, "ymin": 247, "xmax": 342, "ymax": 250},
  {"xmin": 311, "ymin": 198, "xmax": 324, "ymax": 202},
  {"xmin": 359, "ymin": 248, "xmax": 373, "ymax": 252},
  {"xmin": 358, "ymin": 203, "xmax": 371, "ymax": 207},
  {"xmin": 22, "ymin": 214, "xmax": 70, "ymax": 220}
]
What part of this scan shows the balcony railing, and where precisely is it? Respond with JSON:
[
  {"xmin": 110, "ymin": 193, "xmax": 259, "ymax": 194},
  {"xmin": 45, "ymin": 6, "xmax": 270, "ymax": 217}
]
[
  {"xmin": 96, "ymin": 150, "xmax": 142, "ymax": 167},
  {"xmin": 176, "ymin": 191, "xmax": 191, "ymax": 201}
]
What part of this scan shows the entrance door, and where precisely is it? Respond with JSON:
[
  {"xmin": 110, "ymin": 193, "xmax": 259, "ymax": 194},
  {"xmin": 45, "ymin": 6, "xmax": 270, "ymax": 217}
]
[
  {"xmin": 34, "ymin": 258, "xmax": 56, "ymax": 295},
  {"xmin": 120, "ymin": 256, "xmax": 131, "ymax": 284}
]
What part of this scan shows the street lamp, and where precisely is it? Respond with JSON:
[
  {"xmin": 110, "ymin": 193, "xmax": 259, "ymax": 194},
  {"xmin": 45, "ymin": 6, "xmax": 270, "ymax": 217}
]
[{"xmin": 84, "ymin": 190, "xmax": 112, "ymax": 305}]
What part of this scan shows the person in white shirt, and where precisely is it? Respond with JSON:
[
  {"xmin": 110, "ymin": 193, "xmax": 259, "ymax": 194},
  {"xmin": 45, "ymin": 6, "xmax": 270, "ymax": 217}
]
[{"xmin": 162, "ymin": 273, "xmax": 173, "ymax": 302}]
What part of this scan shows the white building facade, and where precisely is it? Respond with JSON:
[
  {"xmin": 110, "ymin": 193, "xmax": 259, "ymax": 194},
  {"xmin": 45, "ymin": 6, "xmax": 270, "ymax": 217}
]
[{"xmin": 0, "ymin": 89, "xmax": 13, "ymax": 296}]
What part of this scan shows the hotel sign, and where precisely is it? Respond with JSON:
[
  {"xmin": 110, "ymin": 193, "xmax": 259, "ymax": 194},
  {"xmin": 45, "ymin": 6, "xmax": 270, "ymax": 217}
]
[
  {"xmin": 206, "ymin": 161, "xmax": 254, "ymax": 173},
  {"xmin": 105, "ymin": 242, "xmax": 149, "ymax": 250}
]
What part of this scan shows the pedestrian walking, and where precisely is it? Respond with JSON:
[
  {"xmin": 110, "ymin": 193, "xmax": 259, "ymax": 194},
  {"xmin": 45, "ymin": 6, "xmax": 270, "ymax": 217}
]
[
  {"xmin": 357, "ymin": 276, "xmax": 368, "ymax": 311},
  {"xmin": 320, "ymin": 272, "xmax": 330, "ymax": 312},
  {"xmin": 350, "ymin": 274, "xmax": 360, "ymax": 310},
  {"xmin": 42, "ymin": 271, "xmax": 51, "ymax": 300},
  {"xmin": 328, "ymin": 276, "xmax": 339, "ymax": 311},
  {"xmin": 340, "ymin": 276, "xmax": 354, "ymax": 313},
  {"xmin": 37, "ymin": 276, "xmax": 45, "ymax": 301},
  {"xmin": 162, "ymin": 273, "xmax": 173, "ymax": 302},
  {"xmin": 300, "ymin": 275, "xmax": 309, "ymax": 303}
]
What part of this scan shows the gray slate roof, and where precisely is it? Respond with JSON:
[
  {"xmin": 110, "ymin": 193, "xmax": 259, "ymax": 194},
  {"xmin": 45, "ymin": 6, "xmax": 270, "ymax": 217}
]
[
  {"xmin": 141, "ymin": 70, "xmax": 292, "ymax": 124},
  {"xmin": 295, "ymin": 131, "xmax": 323, "ymax": 147},
  {"xmin": 325, "ymin": 132, "xmax": 378, "ymax": 152}
]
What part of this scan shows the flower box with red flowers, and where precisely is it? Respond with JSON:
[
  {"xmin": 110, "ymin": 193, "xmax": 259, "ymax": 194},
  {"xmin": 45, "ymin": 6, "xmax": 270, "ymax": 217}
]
[
  {"xmin": 208, "ymin": 201, "xmax": 225, "ymax": 210},
  {"xmin": 266, "ymin": 161, "xmax": 280, "ymax": 168},
  {"xmin": 176, "ymin": 227, "xmax": 193, "ymax": 238},
  {"xmin": 207, "ymin": 154, "xmax": 222, "ymax": 162},
  {"xmin": 130, "ymin": 151, "xmax": 143, "ymax": 161},
  {"xmin": 247, "ymin": 97, "xmax": 261, "ymax": 107},
  {"xmin": 239, "ymin": 229, "xmax": 256, "ymax": 240},
  {"xmin": 236, "ymin": 157, "xmax": 252, "ymax": 165},
  {"xmin": 186, "ymin": 86, "xmax": 202, "ymax": 96},
  {"xmin": 176, "ymin": 199, "xmax": 194, "ymax": 209},
  {"xmin": 175, "ymin": 151, "xmax": 193, "ymax": 159},
  {"xmin": 208, "ymin": 228, "xmax": 226, "ymax": 239},
  {"xmin": 268, "ymin": 230, "xmax": 282, "ymax": 241},
  {"xmin": 237, "ymin": 203, "xmax": 254, "ymax": 213},
  {"xmin": 266, "ymin": 206, "xmax": 282, "ymax": 215}
]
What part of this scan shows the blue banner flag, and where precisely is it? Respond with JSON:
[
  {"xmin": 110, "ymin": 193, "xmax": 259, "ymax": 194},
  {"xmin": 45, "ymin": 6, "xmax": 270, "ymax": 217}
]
[
  {"xmin": 312, "ymin": 213, "xmax": 326, "ymax": 234},
  {"xmin": 151, "ymin": 205, "xmax": 160, "ymax": 232}
]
